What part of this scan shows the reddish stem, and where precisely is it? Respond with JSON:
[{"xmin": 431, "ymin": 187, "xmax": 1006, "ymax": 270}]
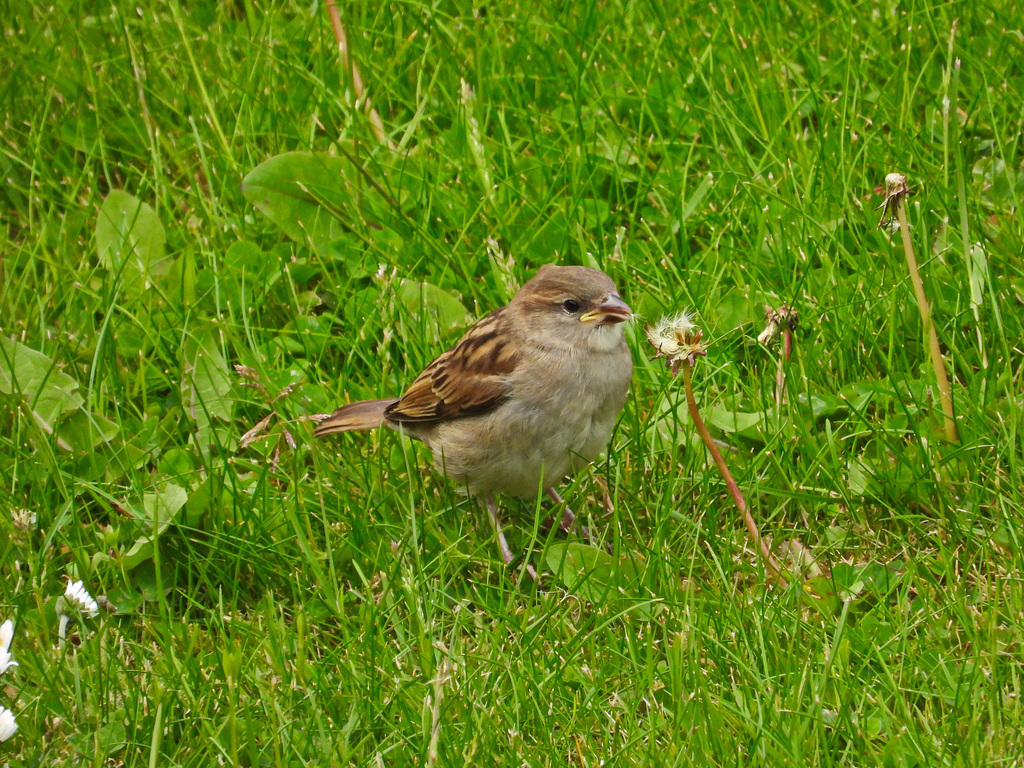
[
  {"xmin": 681, "ymin": 359, "xmax": 787, "ymax": 586},
  {"xmin": 894, "ymin": 198, "xmax": 958, "ymax": 442}
]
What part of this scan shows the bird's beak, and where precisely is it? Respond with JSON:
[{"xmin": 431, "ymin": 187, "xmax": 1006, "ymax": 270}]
[{"xmin": 581, "ymin": 294, "xmax": 633, "ymax": 325}]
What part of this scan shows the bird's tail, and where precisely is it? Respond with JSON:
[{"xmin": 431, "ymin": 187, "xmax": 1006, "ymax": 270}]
[{"xmin": 313, "ymin": 398, "xmax": 398, "ymax": 438}]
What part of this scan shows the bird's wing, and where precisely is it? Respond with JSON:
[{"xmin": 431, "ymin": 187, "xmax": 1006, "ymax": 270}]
[{"xmin": 384, "ymin": 308, "xmax": 521, "ymax": 423}]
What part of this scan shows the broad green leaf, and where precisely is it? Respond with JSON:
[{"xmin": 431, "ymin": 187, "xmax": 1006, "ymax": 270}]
[
  {"xmin": 972, "ymin": 156, "xmax": 1019, "ymax": 211},
  {"xmin": 847, "ymin": 456, "xmax": 875, "ymax": 496},
  {"xmin": 158, "ymin": 447, "xmax": 195, "ymax": 478},
  {"xmin": 708, "ymin": 407, "xmax": 764, "ymax": 437},
  {"xmin": 224, "ymin": 239, "xmax": 269, "ymax": 273},
  {"xmin": 181, "ymin": 327, "xmax": 234, "ymax": 458},
  {"xmin": 839, "ymin": 380, "xmax": 886, "ymax": 413},
  {"xmin": 69, "ymin": 715, "xmax": 127, "ymax": 759},
  {"xmin": 797, "ymin": 392, "xmax": 847, "ymax": 419},
  {"xmin": 712, "ymin": 287, "xmax": 753, "ymax": 335},
  {"xmin": 0, "ymin": 336, "xmax": 84, "ymax": 435},
  {"xmin": 117, "ymin": 538, "xmax": 155, "ymax": 571},
  {"xmin": 139, "ymin": 483, "xmax": 189, "ymax": 530},
  {"xmin": 858, "ymin": 561, "xmax": 906, "ymax": 597},
  {"xmin": 395, "ymin": 280, "xmax": 470, "ymax": 345},
  {"xmin": 0, "ymin": 336, "xmax": 121, "ymax": 452},
  {"xmin": 802, "ymin": 574, "xmax": 840, "ymax": 616},
  {"xmin": 968, "ymin": 243, "xmax": 989, "ymax": 310},
  {"xmin": 95, "ymin": 189, "xmax": 169, "ymax": 298},
  {"xmin": 57, "ymin": 409, "xmax": 120, "ymax": 453},
  {"xmin": 545, "ymin": 542, "xmax": 643, "ymax": 605},
  {"xmin": 118, "ymin": 484, "xmax": 189, "ymax": 570},
  {"xmin": 241, "ymin": 151, "xmax": 353, "ymax": 258},
  {"xmin": 182, "ymin": 475, "xmax": 218, "ymax": 527}
]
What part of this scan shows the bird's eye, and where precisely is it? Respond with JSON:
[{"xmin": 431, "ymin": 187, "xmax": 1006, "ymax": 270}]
[{"xmin": 562, "ymin": 299, "xmax": 581, "ymax": 314}]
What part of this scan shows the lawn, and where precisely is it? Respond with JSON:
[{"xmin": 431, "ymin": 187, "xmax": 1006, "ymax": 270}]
[{"xmin": 2, "ymin": 0, "xmax": 1023, "ymax": 765}]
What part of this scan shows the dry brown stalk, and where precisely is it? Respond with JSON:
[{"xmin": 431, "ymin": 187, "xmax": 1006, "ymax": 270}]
[{"xmin": 325, "ymin": 0, "xmax": 395, "ymax": 150}]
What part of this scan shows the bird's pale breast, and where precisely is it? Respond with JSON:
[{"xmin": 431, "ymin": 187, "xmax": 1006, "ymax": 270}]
[{"xmin": 416, "ymin": 328, "xmax": 632, "ymax": 498}]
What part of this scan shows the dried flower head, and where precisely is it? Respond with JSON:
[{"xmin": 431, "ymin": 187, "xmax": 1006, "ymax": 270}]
[
  {"xmin": 9, "ymin": 509, "xmax": 36, "ymax": 532},
  {"xmin": 876, "ymin": 172, "xmax": 910, "ymax": 228},
  {"xmin": 646, "ymin": 311, "xmax": 706, "ymax": 373},
  {"xmin": 757, "ymin": 304, "xmax": 799, "ymax": 346}
]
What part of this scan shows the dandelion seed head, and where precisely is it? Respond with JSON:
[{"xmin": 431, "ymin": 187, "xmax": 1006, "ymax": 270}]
[
  {"xmin": 645, "ymin": 311, "xmax": 706, "ymax": 372},
  {"xmin": 646, "ymin": 311, "xmax": 697, "ymax": 356}
]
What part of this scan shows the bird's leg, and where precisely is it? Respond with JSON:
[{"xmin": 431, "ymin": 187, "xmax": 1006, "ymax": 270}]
[
  {"xmin": 546, "ymin": 487, "xmax": 578, "ymax": 535},
  {"xmin": 486, "ymin": 496, "xmax": 516, "ymax": 565},
  {"xmin": 544, "ymin": 488, "xmax": 608, "ymax": 551},
  {"xmin": 486, "ymin": 496, "xmax": 539, "ymax": 582}
]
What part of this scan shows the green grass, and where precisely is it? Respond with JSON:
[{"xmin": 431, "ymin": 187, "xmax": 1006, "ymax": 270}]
[{"xmin": 2, "ymin": 0, "xmax": 1023, "ymax": 765}]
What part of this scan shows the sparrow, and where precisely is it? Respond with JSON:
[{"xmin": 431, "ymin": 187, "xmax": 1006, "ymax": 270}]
[{"xmin": 315, "ymin": 264, "xmax": 633, "ymax": 572}]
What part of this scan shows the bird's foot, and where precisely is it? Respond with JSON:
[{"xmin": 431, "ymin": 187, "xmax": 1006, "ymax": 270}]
[
  {"xmin": 487, "ymin": 497, "xmax": 540, "ymax": 586},
  {"xmin": 544, "ymin": 488, "xmax": 611, "ymax": 552}
]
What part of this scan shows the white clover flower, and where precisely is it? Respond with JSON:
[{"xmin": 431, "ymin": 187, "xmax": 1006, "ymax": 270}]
[
  {"xmin": 64, "ymin": 580, "xmax": 99, "ymax": 619},
  {"xmin": 0, "ymin": 619, "xmax": 17, "ymax": 675},
  {"xmin": 0, "ymin": 705, "xmax": 16, "ymax": 742}
]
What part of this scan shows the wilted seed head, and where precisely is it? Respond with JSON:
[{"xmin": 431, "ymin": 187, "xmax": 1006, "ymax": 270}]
[
  {"xmin": 646, "ymin": 311, "xmax": 706, "ymax": 373},
  {"xmin": 757, "ymin": 315, "xmax": 780, "ymax": 347},
  {"xmin": 271, "ymin": 382, "xmax": 296, "ymax": 403},
  {"xmin": 757, "ymin": 304, "xmax": 799, "ymax": 346},
  {"xmin": 876, "ymin": 172, "xmax": 910, "ymax": 228},
  {"xmin": 884, "ymin": 172, "xmax": 909, "ymax": 197}
]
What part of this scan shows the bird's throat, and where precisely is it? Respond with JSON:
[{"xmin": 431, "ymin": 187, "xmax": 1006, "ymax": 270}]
[{"xmin": 588, "ymin": 324, "xmax": 626, "ymax": 353}]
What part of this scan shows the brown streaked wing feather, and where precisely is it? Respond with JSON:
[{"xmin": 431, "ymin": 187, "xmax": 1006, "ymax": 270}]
[{"xmin": 384, "ymin": 308, "xmax": 520, "ymax": 423}]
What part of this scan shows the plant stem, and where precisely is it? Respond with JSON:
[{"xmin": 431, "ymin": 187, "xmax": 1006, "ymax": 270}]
[
  {"xmin": 894, "ymin": 199, "xmax": 959, "ymax": 442},
  {"xmin": 681, "ymin": 359, "xmax": 788, "ymax": 586},
  {"xmin": 325, "ymin": 0, "xmax": 395, "ymax": 149},
  {"xmin": 775, "ymin": 326, "xmax": 792, "ymax": 406}
]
